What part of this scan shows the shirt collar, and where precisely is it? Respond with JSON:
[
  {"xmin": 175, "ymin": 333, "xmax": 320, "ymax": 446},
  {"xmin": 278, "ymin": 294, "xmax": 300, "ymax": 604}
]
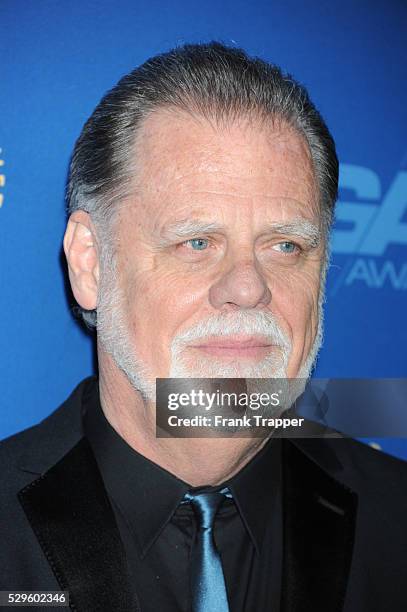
[
  {"xmin": 82, "ymin": 377, "xmax": 281, "ymax": 557},
  {"xmin": 225, "ymin": 435, "xmax": 282, "ymax": 555}
]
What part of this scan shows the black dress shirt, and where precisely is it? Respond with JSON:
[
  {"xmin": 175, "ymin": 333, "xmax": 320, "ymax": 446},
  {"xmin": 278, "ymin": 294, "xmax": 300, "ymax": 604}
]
[{"xmin": 82, "ymin": 379, "xmax": 283, "ymax": 611}]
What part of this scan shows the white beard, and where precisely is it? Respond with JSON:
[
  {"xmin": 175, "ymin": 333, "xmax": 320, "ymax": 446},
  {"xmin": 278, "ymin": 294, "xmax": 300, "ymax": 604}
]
[
  {"xmin": 96, "ymin": 260, "xmax": 325, "ymax": 409},
  {"xmin": 96, "ymin": 272, "xmax": 157, "ymax": 401}
]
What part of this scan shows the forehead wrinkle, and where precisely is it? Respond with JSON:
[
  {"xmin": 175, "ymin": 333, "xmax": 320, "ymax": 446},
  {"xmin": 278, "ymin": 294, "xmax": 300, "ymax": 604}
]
[
  {"xmin": 142, "ymin": 158, "xmax": 319, "ymax": 212},
  {"xmin": 136, "ymin": 110, "xmax": 317, "ymax": 186},
  {"xmin": 144, "ymin": 158, "xmax": 315, "ymax": 193},
  {"xmin": 132, "ymin": 111, "xmax": 321, "ymax": 235}
]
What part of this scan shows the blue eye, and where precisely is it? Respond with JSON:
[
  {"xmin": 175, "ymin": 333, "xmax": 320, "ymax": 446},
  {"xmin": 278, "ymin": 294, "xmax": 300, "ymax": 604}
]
[
  {"xmin": 186, "ymin": 238, "xmax": 209, "ymax": 250},
  {"xmin": 276, "ymin": 241, "xmax": 297, "ymax": 253}
]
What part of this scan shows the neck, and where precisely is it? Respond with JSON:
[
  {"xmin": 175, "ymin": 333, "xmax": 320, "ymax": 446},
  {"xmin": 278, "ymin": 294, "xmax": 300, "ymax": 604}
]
[{"xmin": 98, "ymin": 349, "xmax": 269, "ymax": 486}]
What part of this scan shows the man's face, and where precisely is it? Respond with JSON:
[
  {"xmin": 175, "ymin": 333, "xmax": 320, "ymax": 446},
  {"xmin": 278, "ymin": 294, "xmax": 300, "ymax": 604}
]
[{"xmin": 97, "ymin": 110, "xmax": 325, "ymax": 397}]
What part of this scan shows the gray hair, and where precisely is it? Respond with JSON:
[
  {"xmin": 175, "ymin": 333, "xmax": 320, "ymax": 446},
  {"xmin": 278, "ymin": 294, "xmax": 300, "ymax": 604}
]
[{"xmin": 66, "ymin": 41, "xmax": 338, "ymax": 328}]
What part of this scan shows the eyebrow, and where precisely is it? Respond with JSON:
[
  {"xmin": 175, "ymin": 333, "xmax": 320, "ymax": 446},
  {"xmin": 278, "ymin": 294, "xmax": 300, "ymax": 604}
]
[
  {"xmin": 157, "ymin": 218, "xmax": 321, "ymax": 248},
  {"xmin": 266, "ymin": 220, "xmax": 321, "ymax": 247},
  {"xmin": 159, "ymin": 220, "xmax": 224, "ymax": 242}
]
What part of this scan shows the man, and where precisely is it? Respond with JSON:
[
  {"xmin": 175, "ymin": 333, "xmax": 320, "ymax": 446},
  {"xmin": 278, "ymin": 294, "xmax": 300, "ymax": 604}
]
[{"xmin": 1, "ymin": 42, "xmax": 406, "ymax": 611}]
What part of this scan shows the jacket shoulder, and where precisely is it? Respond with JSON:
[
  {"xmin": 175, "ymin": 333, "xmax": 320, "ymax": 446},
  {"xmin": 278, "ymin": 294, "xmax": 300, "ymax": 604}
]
[
  {"xmin": 330, "ymin": 435, "xmax": 407, "ymax": 476},
  {"xmin": 295, "ymin": 433, "xmax": 407, "ymax": 496},
  {"xmin": 0, "ymin": 377, "xmax": 96, "ymax": 489}
]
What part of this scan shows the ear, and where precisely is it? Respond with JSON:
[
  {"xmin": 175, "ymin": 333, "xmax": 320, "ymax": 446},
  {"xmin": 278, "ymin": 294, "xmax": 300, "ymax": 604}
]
[{"xmin": 63, "ymin": 211, "xmax": 99, "ymax": 311}]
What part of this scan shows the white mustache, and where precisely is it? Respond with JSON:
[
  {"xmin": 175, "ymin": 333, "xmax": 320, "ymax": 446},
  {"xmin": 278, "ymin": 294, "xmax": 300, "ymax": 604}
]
[{"xmin": 171, "ymin": 310, "xmax": 290, "ymax": 350}]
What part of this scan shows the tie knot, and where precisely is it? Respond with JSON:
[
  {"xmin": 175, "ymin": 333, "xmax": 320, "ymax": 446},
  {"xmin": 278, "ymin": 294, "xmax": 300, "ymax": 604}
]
[{"xmin": 183, "ymin": 488, "xmax": 231, "ymax": 530}]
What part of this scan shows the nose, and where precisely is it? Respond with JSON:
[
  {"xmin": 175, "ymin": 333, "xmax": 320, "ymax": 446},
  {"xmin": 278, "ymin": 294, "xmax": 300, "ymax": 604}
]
[{"xmin": 209, "ymin": 259, "xmax": 272, "ymax": 311}]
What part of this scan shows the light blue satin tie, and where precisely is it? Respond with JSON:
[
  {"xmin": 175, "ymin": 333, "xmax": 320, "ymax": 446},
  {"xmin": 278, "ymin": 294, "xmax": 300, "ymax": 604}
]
[{"xmin": 183, "ymin": 487, "xmax": 232, "ymax": 612}]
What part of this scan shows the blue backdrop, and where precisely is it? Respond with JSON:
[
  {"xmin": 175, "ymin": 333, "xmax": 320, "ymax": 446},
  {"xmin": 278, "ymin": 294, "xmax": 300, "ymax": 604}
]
[{"xmin": 1, "ymin": 1, "xmax": 406, "ymax": 456}]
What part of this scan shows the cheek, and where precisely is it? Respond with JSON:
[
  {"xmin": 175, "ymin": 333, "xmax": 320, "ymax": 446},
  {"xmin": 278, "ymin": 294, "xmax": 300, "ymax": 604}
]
[
  {"xmin": 271, "ymin": 270, "xmax": 320, "ymax": 342},
  {"xmin": 122, "ymin": 268, "xmax": 207, "ymax": 344}
]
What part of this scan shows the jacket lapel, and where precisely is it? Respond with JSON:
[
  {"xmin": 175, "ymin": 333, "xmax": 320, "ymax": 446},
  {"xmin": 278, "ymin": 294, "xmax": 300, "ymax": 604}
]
[
  {"xmin": 281, "ymin": 439, "xmax": 358, "ymax": 612},
  {"xmin": 18, "ymin": 437, "xmax": 134, "ymax": 611}
]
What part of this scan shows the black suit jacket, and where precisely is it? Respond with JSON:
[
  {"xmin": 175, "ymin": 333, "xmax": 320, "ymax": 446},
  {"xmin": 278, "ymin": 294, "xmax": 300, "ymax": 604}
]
[{"xmin": 1, "ymin": 377, "xmax": 407, "ymax": 611}]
